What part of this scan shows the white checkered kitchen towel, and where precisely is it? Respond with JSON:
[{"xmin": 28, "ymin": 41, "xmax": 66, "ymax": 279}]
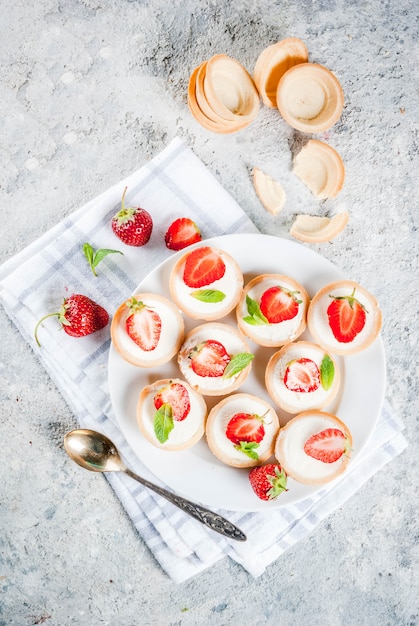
[{"xmin": 0, "ymin": 137, "xmax": 408, "ymax": 583}]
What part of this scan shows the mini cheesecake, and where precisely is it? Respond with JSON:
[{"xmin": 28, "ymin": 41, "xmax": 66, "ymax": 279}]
[
  {"xmin": 169, "ymin": 245, "xmax": 243, "ymax": 321},
  {"xmin": 265, "ymin": 341, "xmax": 340, "ymax": 414},
  {"xmin": 111, "ymin": 293, "xmax": 184, "ymax": 367},
  {"xmin": 275, "ymin": 410, "xmax": 352, "ymax": 485},
  {"xmin": 307, "ymin": 280, "xmax": 382, "ymax": 356},
  {"xmin": 137, "ymin": 378, "xmax": 207, "ymax": 451},
  {"xmin": 206, "ymin": 393, "xmax": 280, "ymax": 468},
  {"xmin": 236, "ymin": 274, "xmax": 309, "ymax": 347},
  {"xmin": 177, "ymin": 322, "xmax": 254, "ymax": 396}
]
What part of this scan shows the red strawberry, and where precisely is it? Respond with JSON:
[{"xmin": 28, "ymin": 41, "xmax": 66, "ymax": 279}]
[
  {"xmin": 304, "ymin": 428, "xmax": 348, "ymax": 463},
  {"xmin": 327, "ymin": 288, "xmax": 367, "ymax": 343},
  {"xmin": 34, "ymin": 294, "xmax": 109, "ymax": 346},
  {"xmin": 112, "ymin": 187, "xmax": 153, "ymax": 246},
  {"xmin": 226, "ymin": 412, "xmax": 265, "ymax": 445},
  {"xmin": 164, "ymin": 218, "xmax": 202, "ymax": 251},
  {"xmin": 154, "ymin": 382, "xmax": 190, "ymax": 421},
  {"xmin": 260, "ymin": 285, "xmax": 302, "ymax": 324},
  {"xmin": 249, "ymin": 464, "xmax": 288, "ymax": 501},
  {"xmin": 125, "ymin": 297, "xmax": 161, "ymax": 351},
  {"xmin": 284, "ymin": 358, "xmax": 320, "ymax": 392},
  {"xmin": 183, "ymin": 246, "xmax": 226, "ymax": 288},
  {"xmin": 188, "ymin": 339, "xmax": 230, "ymax": 377}
]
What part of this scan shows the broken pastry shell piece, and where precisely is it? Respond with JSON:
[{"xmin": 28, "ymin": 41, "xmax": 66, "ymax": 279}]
[
  {"xmin": 254, "ymin": 37, "xmax": 309, "ymax": 108},
  {"xmin": 203, "ymin": 54, "xmax": 260, "ymax": 124},
  {"xmin": 290, "ymin": 213, "xmax": 349, "ymax": 243},
  {"xmin": 293, "ymin": 140, "xmax": 345, "ymax": 199},
  {"xmin": 276, "ymin": 63, "xmax": 344, "ymax": 132},
  {"xmin": 188, "ymin": 64, "xmax": 247, "ymax": 134},
  {"xmin": 253, "ymin": 167, "xmax": 286, "ymax": 215}
]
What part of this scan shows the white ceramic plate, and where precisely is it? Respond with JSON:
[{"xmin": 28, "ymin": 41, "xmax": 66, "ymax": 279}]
[{"xmin": 108, "ymin": 234, "xmax": 386, "ymax": 511}]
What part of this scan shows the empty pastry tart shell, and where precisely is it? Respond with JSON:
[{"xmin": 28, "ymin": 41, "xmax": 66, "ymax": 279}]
[
  {"xmin": 274, "ymin": 410, "xmax": 353, "ymax": 485},
  {"xmin": 276, "ymin": 63, "xmax": 344, "ymax": 132},
  {"xmin": 188, "ymin": 54, "xmax": 260, "ymax": 133},
  {"xmin": 253, "ymin": 37, "xmax": 309, "ymax": 108}
]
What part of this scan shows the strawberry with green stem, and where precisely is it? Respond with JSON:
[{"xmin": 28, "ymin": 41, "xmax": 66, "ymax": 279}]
[
  {"xmin": 244, "ymin": 285, "xmax": 302, "ymax": 326},
  {"xmin": 188, "ymin": 339, "xmax": 253, "ymax": 378},
  {"xmin": 153, "ymin": 381, "xmax": 191, "ymax": 444},
  {"xmin": 226, "ymin": 411, "xmax": 268, "ymax": 460},
  {"xmin": 327, "ymin": 288, "xmax": 367, "ymax": 343},
  {"xmin": 112, "ymin": 187, "xmax": 153, "ymax": 246},
  {"xmin": 34, "ymin": 294, "xmax": 109, "ymax": 346},
  {"xmin": 125, "ymin": 297, "xmax": 161, "ymax": 352},
  {"xmin": 249, "ymin": 464, "xmax": 288, "ymax": 501}
]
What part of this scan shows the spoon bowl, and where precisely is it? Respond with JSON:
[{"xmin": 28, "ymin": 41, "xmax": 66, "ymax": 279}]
[{"xmin": 64, "ymin": 428, "xmax": 247, "ymax": 542}]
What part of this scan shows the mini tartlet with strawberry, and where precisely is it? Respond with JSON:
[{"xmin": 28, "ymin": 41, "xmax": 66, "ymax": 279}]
[
  {"xmin": 177, "ymin": 322, "xmax": 254, "ymax": 396},
  {"xmin": 307, "ymin": 280, "xmax": 382, "ymax": 356},
  {"xmin": 275, "ymin": 410, "xmax": 352, "ymax": 485},
  {"xmin": 206, "ymin": 393, "xmax": 280, "ymax": 468},
  {"xmin": 236, "ymin": 274, "xmax": 309, "ymax": 347},
  {"xmin": 111, "ymin": 293, "xmax": 184, "ymax": 367},
  {"xmin": 265, "ymin": 341, "xmax": 340, "ymax": 414},
  {"xmin": 169, "ymin": 245, "xmax": 244, "ymax": 321},
  {"xmin": 137, "ymin": 378, "xmax": 207, "ymax": 451}
]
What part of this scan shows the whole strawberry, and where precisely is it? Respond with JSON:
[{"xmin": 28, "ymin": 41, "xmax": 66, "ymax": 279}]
[
  {"xmin": 112, "ymin": 187, "xmax": 153, "ymax": 246},
  {"xmin": 248, "ymin": 464, "xmax": 288, "ymax": 501},
  {"xmin": 34, "ymin": 294, "xmax": 109, "ymax": 346}
]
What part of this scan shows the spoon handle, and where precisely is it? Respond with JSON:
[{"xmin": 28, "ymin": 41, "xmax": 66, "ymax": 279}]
[{"xmin": 123, "ymin": 468, "xmax": 246, "ymax": 542}]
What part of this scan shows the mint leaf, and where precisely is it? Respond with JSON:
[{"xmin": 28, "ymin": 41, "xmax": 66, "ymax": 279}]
[
  {"xmin": 223, "ymin": 353, "xmax": 254, "ymax": 379},
  {"xmin": 153, "ymin": 403, "xmax": 174, "ymax": 443},
  {"xmin": 82, "ymin": 242, "xmax": 123, "ymax": 276},
  {"xmin": 191, "ymin": 289, "xmax": 226, "ymax": 303},
  {"xmin": 320, "ymin": 354, "xmax": 335, "ymax": 390},
  {"xmin": 234, "ymin": 441, "xmax": 259, "ymax": 460},
  {"xmin": 243, "ymin": 295, "xmax": 268, "ymax": 325}
]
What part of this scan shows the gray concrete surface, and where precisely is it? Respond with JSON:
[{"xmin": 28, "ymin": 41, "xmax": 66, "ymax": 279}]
[{"xmin": 1, "ymin": 0, "xmax": 418, "ymax": 624}]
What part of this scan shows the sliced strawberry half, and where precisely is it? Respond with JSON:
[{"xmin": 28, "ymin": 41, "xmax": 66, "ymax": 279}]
[
  {"xmin": 260, "ymin": 285, "xmax": 302, "ymax": 324},
  {"xmin": 225, "ymin": 412, "xmax": 265, "ymax": 445},
  {"xmin": 327, "ymin": 288, "xmax": 367, "ymax": 343},
  {"xmin": 164, "ymin": 217, "xmax": 202, "ymax": 251},
  {"xmin": 188, "ymin": 339, "xmax": 230, "ymax": 377},
  {"xmin": 183, "ymin": 246, "xmax": 226, "ymax": 288},
  {"xmin": 154, "ymin": 382, "xmax": 191, "ymax": 421},
  {"xmin": 125, "ymin": 297, "xmax": 161, "ymax": 351},
  {"xmin": 304, "ymin": 428, "xmax": 348, "ymax": 463},
  {"xmin": 284, "ymin": 358, "xmax": 320, "ymax": 393}
]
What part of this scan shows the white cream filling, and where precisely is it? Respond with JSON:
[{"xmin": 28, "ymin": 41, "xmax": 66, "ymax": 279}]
[
  {"xmin": 210, "ymin": 396, "xmax": 277, "ymax": 462},
  {"xmin": 178, "ymin": 326, "xmax": 250, "ymax": 391},
  {"xmin": 269, "ymin": 345, "xmax": 334, "ymax": 411},
  {"xmin": 239, "ymin": 277, "xmax": 305, "ymax": 342},
  {"xmin": 114, "ymin": 296, "xmax": 182, "ymax": 363},
  {"xmin": 310, "ymin": 287, "xmax": 377, "ymax": 351},
  {"xmin": 140, "ymin": 383, "xmax": 205, "ymax": 446},
  {"xmin": 172, "ymin": 254, "xmax": 242, "ymax": 316},
  {"xmin": 278, "ymin": 414, "xmax": 346, "ymax": 480}
]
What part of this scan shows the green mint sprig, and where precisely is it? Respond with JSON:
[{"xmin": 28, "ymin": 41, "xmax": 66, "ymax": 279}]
[{"xmin": 83, "ymin": 242, "xmax": 123, "ymax": 276}]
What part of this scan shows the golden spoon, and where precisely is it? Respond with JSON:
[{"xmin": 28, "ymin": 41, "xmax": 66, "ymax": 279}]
[{"xmin": 64, "ymin": 428, "xmax": 246, "ymax": 542}]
